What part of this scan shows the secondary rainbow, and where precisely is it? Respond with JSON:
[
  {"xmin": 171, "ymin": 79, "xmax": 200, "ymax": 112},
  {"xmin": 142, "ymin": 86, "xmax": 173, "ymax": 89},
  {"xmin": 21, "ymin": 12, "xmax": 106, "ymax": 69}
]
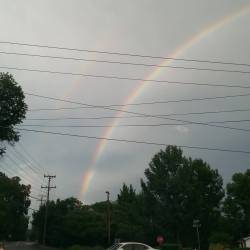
[{"xmin": 80, "ymin": 4, "xmax": 250, "ymax": 199}]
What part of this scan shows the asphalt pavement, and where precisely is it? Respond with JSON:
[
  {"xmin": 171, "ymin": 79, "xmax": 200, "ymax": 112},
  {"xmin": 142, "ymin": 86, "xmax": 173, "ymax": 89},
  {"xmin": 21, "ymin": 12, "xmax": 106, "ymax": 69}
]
[{"xmin": 4, "ymin": 242, "xmax": 56, "ymax": 250}]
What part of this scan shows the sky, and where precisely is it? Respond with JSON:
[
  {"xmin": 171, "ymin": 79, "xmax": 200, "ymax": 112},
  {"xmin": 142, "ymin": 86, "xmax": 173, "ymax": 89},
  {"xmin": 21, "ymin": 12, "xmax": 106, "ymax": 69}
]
[{"xmin": 0, "ymin": 0, "xmax": 250, "ymax": 211}]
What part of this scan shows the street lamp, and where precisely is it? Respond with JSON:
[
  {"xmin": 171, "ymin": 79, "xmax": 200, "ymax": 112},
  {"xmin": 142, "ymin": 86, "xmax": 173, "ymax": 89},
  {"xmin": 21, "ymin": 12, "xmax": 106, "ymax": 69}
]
[{"xmin": 193, "ymin": 219, "xmax": 201, "ymax": 250}]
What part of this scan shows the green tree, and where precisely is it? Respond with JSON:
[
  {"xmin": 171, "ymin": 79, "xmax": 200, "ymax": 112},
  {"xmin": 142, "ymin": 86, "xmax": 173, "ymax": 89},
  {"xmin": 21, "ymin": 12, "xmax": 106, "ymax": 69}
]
[
  {"xmin": 32, "ymin": 197, "xmax": 82, "ymax": 246},
  {"xmin": 63, "ymin": 206, "xmax": 106, "ymax": 247},
  {"xmin": 0, "ymin": 73, "xmax": 27, "ymax": 155},
  {"xmin": 223, "ymin": 169, "xmax": 250, "ymax": 245},
  {"xmin": 0, "ymin": 172, "xmax": 31, "ymax": 240},
  {"xmin": 113, "ymin": 184, "xmax": 146, "ymax": 242},
  {"xmin": 141, "ymin": 146, "xmax": 224, "ymax": 249},
  {"xmin": 32, "ymin": 197, "xmax": 106, "ymax": 247}
]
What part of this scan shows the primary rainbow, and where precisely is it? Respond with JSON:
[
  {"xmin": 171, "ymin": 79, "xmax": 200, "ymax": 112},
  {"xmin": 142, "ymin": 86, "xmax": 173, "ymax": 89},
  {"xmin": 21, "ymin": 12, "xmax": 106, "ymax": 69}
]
[{"xmin": 80, "ymin": 4, "xmax": 250, "ymax": 200}]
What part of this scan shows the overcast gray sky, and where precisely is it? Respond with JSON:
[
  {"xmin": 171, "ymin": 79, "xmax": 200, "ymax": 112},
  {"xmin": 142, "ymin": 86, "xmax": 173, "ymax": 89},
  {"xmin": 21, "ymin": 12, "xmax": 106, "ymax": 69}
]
[{"xmin": 0, "ymin": 0, "xmax": 250, "ymax": 210}]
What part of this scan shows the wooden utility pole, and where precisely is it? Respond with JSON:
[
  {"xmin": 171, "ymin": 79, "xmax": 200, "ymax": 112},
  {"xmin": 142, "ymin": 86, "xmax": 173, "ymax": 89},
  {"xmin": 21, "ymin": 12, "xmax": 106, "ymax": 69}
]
[
  {"xmin": 39, "ymin": 195, "xmax": 44, "ymax": 207},
  {"xmin": 106, "ymin": 191, "xmax": 111, "ymax": 245},
  {"xmin": 41, "ymin": 175, "xmax": 56, "ymax": 245}
]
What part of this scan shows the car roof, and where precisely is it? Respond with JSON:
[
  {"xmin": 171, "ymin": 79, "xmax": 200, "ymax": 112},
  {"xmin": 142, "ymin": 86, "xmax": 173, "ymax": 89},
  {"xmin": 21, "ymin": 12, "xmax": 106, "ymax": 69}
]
[{"xmin": 120, "ymin": 242, "xmax": 151, "ymax": 246}]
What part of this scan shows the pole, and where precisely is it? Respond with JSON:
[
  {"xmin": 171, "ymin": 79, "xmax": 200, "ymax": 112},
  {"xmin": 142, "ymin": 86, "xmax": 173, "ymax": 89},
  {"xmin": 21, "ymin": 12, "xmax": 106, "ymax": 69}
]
[
  {"xmin": 196, "ymin": 225, "xmax": 201, "ymax": 250},
  {"xmin": 41, "ymin": 175, "xmax": 56, "ymax": 245},
  {"xmin": 193, "ymin": 219, "xmax": 201, "ymax": 250},
  {"xmin": 40, "ymin": 195, "xmax": 44, "ymax": 207},
  {"xmin": 106, "ymin": 191, "xmax": 111, "ymax": 245}
]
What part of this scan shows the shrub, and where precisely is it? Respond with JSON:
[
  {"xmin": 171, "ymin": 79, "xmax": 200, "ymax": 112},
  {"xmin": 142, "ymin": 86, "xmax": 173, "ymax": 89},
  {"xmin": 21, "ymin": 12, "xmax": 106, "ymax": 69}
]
[
  {"xmin": 160, "ymin": 243, "xmax": 181, "ymax": 250},
  {"xmin": 66, "ymin": 245, "xmax": 105, "ymax": 250}
]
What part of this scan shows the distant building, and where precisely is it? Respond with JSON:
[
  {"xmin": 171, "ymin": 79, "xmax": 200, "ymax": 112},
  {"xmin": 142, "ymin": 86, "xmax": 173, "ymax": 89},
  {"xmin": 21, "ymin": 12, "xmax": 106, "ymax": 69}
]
[{"xmin": 240, "ymin": 236, "xmax": 250, "ymax": 248}]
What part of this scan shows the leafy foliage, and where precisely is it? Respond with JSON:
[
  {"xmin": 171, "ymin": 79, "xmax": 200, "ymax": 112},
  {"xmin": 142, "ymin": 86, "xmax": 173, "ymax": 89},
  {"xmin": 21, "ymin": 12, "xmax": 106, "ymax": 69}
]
[
  {"xmin": 113, "ymin": 184, "xmax": 146, "ymax": 242},
  {"xmin": 223, "ymin": 169, "xmax": 250, "ymax": 244},
  {"xmin": 0, "ymin": 172, "xmax": 31, "ymax": 240},
  {"xmin": 141, "ymin": 146, "xmax": 224, "ymax": 248},
  {"xmin": 66, "ymin": 245, "xmax": 105, "ymax": 250},
  {"xmin": 32, "ymin": 198, "xmax": 106, "ymax": 247},
  {"xmin": 30, "ymin": 146, "xmax": 249, "ymax": 250},
  {"xmin": 0, "ymin": 72, "xmax": 27, "ymax": 155}
]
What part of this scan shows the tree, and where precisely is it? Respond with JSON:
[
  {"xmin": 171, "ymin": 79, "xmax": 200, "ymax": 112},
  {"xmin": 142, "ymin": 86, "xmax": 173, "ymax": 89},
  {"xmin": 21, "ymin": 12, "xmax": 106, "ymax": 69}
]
[
  {"xmin": 63, "ymin": 206, "xmax": 106, "ymax": 247},
  {"xmin": 32, "ymin": 197, "xmax": 106, "ymax": 247},
  {"xmin": 0, "ymin": 73, "xmax": 27, "ymax": 155},
  {"xmin": 223, "ymin": 169, "xmax": 250, "ymax": 245},
  {"xmin": 113, "ymin": 184, "xmax": 146, "ymax": 242},
  {"xmin": 32, "ymin": 197, "xmax": 82, "ymax": 246},
  {"xmin": 0, "ymin": 172, "xmax": 31, "ymax": 240},
  {"xmin": 141, "ymin": 146, "xmax": 224, "ymax": 249}
]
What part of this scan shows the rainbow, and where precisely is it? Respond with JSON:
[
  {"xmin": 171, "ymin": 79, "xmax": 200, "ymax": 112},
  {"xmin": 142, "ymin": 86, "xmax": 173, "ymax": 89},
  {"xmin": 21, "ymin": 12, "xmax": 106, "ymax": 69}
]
[{"xmin": 80, "ymin": 4, "xmax": 250, "ymax": 200}]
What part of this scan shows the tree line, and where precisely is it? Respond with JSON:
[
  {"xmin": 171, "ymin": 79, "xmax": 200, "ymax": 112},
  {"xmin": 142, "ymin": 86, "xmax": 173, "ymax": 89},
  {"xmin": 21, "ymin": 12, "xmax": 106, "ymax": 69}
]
[{"xmin": 30, "ymin": 146, "xmax": 250, "ymax": 249}]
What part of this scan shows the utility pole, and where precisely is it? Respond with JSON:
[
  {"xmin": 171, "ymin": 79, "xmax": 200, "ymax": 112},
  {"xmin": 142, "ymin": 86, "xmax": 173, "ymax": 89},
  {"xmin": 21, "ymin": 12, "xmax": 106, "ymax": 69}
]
[
  {"xmin": 41, "ymin": 175, "xmax": 56, "ymax": 245},
  {"xmin": 106, "ymin": 191, "xmax": 111, "ymax": 245},
  {"xmin": 193, "ymin": 219, "xmax": 201, "ymax": 250},
  {"xmin": 39, "ymin": 195, "xmax": 44, "ymax": 207}
]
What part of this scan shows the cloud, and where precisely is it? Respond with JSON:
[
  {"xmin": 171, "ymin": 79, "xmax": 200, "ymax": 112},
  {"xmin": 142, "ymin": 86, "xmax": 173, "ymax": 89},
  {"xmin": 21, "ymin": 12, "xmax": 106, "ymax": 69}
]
[{"xmin": 175, "ymin": 125, "xmax": 190, "ymax": 134}]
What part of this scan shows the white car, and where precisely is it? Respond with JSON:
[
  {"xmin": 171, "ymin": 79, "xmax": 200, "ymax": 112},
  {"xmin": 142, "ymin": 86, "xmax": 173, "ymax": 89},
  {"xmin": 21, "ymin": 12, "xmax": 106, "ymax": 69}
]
[{"xmin": 108, "ymin": 242, "xmax": 156, "ymax": 250}]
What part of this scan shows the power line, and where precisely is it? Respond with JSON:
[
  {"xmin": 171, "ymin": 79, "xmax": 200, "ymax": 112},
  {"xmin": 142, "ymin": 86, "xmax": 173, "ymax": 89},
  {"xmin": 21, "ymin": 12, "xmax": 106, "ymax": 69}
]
[
  {"xmin": 25, "ymin": 107, "xmax": 250, "ymax": 121},
  {"xmin": 0, "ymin": 159, "xmax": 44, "ymax": 196},
  {"xmin": 10, "ymin": 146, "xmax": 44, "ymax": 177},
  {"xmin": 23, "ymin": 93, "xmax": 250, "ymax": 133},
  {"xmin": 17, "ymin": 142, "xmax": 47, "ymax": 175},
  {"xmin": 0, "ymin": 162, "xmax": 21, "ymax": 179},
  {"xmin": 18, "ymin": 119, "xmax": 250, "ymax": 130},
  {"xmin": 15, "ymin": 127, "xmax": 250, "ymax": 155},
  {"xmin": 0, "ymin": 163, "xmax": 40, "ymax": 192},
  {"xmin": 28, "ymin": 92, "xmax": 250, "ymax": 111},
  {"xmin": 0, "ymin": 159, "xmax": 42, "ymax": 193},
  {"xmin": 29, "ymin": 195, "xmax": 40, "ymax": 201},
  {"xmin": 28, "ymin": 208, "xmax": 38, "ymax": 212},
  {"xmin": 1, "ymin": 65, "xmax": 250, "ymax": 89},
  {"xmin": 4, "ymin": 152, "xmax": 42, "ymax": 183},
  {"xmin": 1, "ymin": 40, "xmax": 250, "ymax": 67},
  {"xmin": 1, "ymin": 50, "xmax": 250, "ymax": 74},
  {"xmin": 4, "ymin": 148, "xmax": 44, "ymax": 191},
  {"xmin": 1, "ymin": 149, "xmax": 46, "ymax": 192}
]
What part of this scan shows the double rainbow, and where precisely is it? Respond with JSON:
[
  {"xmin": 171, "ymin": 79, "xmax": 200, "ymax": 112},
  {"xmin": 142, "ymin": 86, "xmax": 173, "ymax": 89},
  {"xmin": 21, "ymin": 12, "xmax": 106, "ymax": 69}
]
[{"xmin": 80, "ymin": 4, "xmax": 250, "ymax": 200}]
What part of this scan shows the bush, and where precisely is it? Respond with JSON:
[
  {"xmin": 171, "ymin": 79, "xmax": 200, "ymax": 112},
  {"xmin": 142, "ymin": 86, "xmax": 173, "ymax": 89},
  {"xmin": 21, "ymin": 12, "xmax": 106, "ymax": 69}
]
[
  {"xmin": 66, "ymin": 245, "xmax": 83, "ymax": 250},
  {"xmin": 160, "ymin": 243, "xmax": 181, "ymax": 250},
  {"xmin": 66, "ymin": 245, "xmax": 105, "ymax": 250}
]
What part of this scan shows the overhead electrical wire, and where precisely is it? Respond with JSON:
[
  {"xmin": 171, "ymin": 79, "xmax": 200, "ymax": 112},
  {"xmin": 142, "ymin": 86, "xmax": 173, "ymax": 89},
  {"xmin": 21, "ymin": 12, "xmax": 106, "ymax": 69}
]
[
  {"xmin": 28, "ymin": 92, "xmax": 250, "ymax": 111},
  {"xmin": 4, "ymin": 152, "xmax": 42, "ymax": 183},
  {"xmin": 29, "ymin": 195, "xmax": 40, "ymax": 201},
  {"xmin": 28, "ymin": 208, "xmax": 38, "ymax": 212},
  {"xmin": 24, "ymin": 92, "xmax": 250, "ymax": 133},
  {"xmin": 1, "ymin": 50, "xmax": 250, "ymax": 74},
  {"xmin": 1, "ymin": 40, "xmax": 250, "ymax": 67},
  {"xmin": 3, "ymin": 150, "xmax": 44, "ymax": 191},
  {"xmin": 17, "ymin": 142, "xmax": 47, "ymax": 175},
  {"xmin": 19, "ymin": 119, "xmax": 250, "ymax": 130},
  {"xmin": 0, "ymin": 162, "xmax": 22, "ymax": 179},
  {"xmin": 15, "ymin": 127, "xmax": 250, "ymax": 155},
  {"xmin": 25, "ymin": 107, "xmax": 250, "ymax": 121},
  {"xmin": 1, "ymin": 146, "xmax": 47, "ymax": 192},
  {"xmin": 1, "ymin": 66, "xmax": 250, "ymax": 89},
  {"xmin": 0, "ymin": 159, "xmax": 42, "ymax": 193},
  {"xmin": 0, "ymin": 163, "xmax": 38, "ymax": 189},
  {"xmin": 10, "ymin": 146, "xmax": 44, "ymax": 177}
]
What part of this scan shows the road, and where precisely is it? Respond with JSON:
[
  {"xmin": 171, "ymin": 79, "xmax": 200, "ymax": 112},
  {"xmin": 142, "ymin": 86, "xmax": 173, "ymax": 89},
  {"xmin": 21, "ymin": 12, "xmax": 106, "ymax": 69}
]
[{"xmin": 4, "ymin": 242, "xmax": 56, "ymax": 250}]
